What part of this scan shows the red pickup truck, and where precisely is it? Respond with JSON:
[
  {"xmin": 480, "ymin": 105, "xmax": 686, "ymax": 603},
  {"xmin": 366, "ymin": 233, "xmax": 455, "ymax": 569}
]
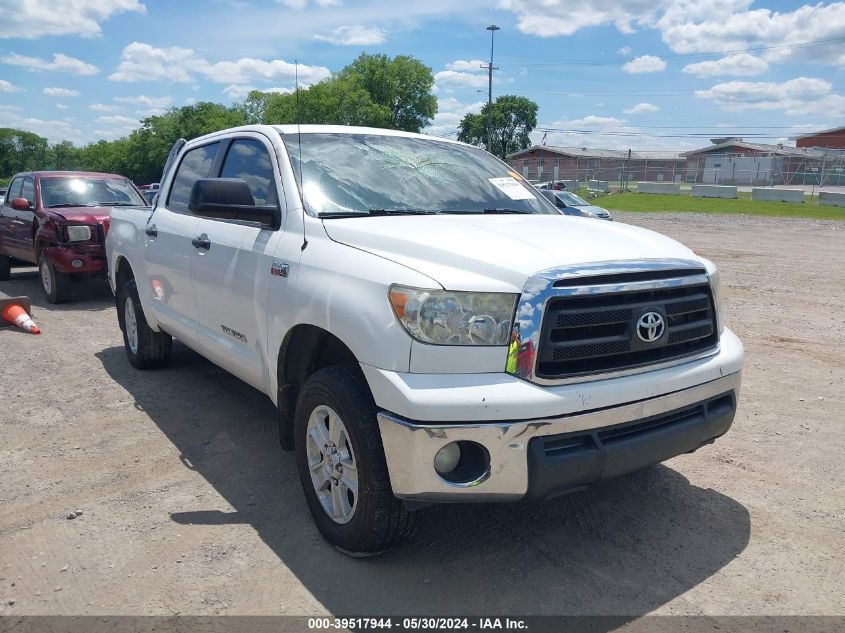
[{"xmin": 0, "ymin": 171, "xmax": 147, "ymax": 303}]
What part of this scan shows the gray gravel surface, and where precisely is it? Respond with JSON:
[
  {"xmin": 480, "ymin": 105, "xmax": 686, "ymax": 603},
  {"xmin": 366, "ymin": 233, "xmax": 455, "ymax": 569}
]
[{"xmin": 0, "ymin": 212, "xmax": 843, "ymax": 618}]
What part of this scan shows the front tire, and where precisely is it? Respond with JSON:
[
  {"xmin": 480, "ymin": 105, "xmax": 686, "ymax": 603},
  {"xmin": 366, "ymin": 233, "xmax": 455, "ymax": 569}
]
[
  {"xmin": 39, "ymin": 254, "xmax": 71, "ymax": 303},
  {"xmin": 295, "ymin": 365, "xmax": 414, "ymax": 555},
  {"xmin": 116, "ymin": 278, "xmax": 172, "ymax": 369}
]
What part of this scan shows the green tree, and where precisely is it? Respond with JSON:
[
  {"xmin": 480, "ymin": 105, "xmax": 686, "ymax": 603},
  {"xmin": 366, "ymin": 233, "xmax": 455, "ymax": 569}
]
[
  {"xmin": 49, "ymin": 140, "xmax": 82, "ymax": 170},
  {"xmin": 457, "ymin": 95, "xmax": 538, "ymax": 160},
  {"xmin": 0, "ymin": 128, "xmax": 50, "ymax": 178},
  {"xmin": 262, "ymin": 76, "xmax": 389, "ymax": 127},
  {"xmin": 337, "ymin": 53, "xmax": 437, "ymax": 132}
]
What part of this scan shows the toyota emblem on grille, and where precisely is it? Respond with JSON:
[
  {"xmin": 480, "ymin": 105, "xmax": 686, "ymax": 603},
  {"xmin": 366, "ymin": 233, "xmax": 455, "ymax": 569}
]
[{"xmin": 636, "ymin": 311, "xmax": 665, "ymax": 343}]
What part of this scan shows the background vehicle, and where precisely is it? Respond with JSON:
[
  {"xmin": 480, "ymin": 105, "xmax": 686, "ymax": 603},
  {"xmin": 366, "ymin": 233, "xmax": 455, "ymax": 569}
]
[
  {"xmin": 540, "ymin": 189, "xmax": 613, "ymax": 220},
  {"xmin": 107, "ymin": 125, "xmax": 743, "ymax": 555},
  {"xmin": 0, "ymin": 171, "xmax": 147, "ymax": 302},
  {"xmin": 0, "ymin": 187, "xmax": 6, "ymax": 205}
]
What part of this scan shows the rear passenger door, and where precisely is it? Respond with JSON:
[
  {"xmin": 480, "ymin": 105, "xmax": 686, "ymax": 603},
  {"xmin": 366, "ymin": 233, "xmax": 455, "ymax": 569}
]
[
  {"xmin": 144, "ymin": 141, "xmax": 220, "ymax": 345},
  {"xmin": 191, "ymin": 134, "xmax": 283, "ymax": 391}
]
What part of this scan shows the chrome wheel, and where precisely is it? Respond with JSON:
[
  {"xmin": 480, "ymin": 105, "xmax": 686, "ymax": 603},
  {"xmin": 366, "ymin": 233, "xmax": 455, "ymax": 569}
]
[
  {"xmin": 124, "ymin": 295, "xmax": 139, "ymax": 355},
  {"xmin": 40, "ymin": 261, "xmax": 52, "ymax": 296},
  {"xmin": 305, "ymin": 405, "xmax": 358, "ymax": 524}
]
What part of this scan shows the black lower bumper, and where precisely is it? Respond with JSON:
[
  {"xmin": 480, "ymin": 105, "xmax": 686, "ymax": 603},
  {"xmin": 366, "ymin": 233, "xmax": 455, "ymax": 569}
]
[{"xmin": 526, "ymin": 391, "xmax": 737, "ymax": 500}]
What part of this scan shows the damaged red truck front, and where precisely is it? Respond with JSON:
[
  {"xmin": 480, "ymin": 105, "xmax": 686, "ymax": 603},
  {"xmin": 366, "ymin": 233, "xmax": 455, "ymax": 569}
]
[{"xmin": 0, "ymin": 171, "xmax": 148, "ymax": 303}]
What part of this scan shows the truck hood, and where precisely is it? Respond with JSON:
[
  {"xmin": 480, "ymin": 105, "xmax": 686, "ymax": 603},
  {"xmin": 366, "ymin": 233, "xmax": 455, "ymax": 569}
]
[
  {"xmin": 322, "ymin": 214, "xmax": 700, "ymax": 293},
  {"xmin": 50, "ymin": 207, "xmax": 111, "ymax": 233}
]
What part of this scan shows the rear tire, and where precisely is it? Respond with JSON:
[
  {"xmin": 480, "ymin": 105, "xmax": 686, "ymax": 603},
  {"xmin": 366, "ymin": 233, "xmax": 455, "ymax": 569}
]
[
  {"xmin": 38, "ymin": 254, "xmax": 71, "ymax": 303},
  {"xmin": 116, "ymin": 278, "xmax": 172, "ymax": 369},
  {"xmin": 295, "ymin": 365, "xmax": 414, "ymax": 555},
  {"xmin": 0, "ymin": 254, "xmax": 10, "ymax": 281}
]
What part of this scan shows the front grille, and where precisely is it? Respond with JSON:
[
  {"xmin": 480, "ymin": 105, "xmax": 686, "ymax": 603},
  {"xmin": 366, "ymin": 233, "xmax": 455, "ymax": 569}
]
[{"xmin": 537, "ymin": 279, "xmax": 718, "ymax": 379}]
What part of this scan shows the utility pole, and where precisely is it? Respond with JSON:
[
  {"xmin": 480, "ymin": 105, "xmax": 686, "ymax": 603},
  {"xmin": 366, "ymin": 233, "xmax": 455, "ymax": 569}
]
[{"xmin": 482, "ymin": 24, "xmax": 500, "ymax": 154}]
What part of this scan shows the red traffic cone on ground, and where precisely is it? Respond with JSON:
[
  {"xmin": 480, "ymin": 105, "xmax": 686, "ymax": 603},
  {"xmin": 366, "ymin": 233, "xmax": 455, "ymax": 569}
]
[{"xmin": 2, "ymin": 302, "xmax": 41, "ymax": 335}]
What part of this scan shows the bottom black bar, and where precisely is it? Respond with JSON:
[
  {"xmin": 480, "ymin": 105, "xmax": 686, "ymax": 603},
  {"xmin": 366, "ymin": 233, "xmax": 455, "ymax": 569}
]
[{"xmin": 1, "ymin": 616, "xmax": 843, "ymax": 633}]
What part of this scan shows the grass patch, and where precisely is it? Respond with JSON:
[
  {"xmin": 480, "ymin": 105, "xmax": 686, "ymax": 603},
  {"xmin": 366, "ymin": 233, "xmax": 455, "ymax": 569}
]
[{"xmin": 591, "ymin": 192, "xmax": 844, "ymax": 220}]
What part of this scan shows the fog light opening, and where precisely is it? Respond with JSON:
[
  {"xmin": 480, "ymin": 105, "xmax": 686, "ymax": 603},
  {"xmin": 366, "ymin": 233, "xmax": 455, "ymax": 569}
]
[
  {"xmin": 71, "ymin": 259, "xmax": 84, "ymax": 269},
  {"xmin": 434, "ymin": 441, "xmax": 490, "ymax": 486}
]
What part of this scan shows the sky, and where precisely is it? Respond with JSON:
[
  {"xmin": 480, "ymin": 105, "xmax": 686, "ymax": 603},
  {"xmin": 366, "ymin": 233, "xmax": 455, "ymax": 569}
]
[{"xmin": 0, "ymin": 0, "xmax": 844, "ymax": 152}]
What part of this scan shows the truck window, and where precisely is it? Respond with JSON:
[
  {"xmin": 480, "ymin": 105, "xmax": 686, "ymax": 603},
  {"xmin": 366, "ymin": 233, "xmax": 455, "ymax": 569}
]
[
  {"xmin": 219, "ymin": 139, "xmax": 278, "ymax": 207},
  {"xmin": 20, "ymin": 177, "xmax": 35, "ymax": 208},
  {"xmin": 4, "ymin": 177, "xmax": 23, "ymax": 207},
  {"xmin": 166, "ymin": 142, "xmax": 220, "ymax": 214}
]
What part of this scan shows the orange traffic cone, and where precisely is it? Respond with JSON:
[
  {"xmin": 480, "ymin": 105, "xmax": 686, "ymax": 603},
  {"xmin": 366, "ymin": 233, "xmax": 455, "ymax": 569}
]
[{"xmin": 1, "ymin": 303, "xmax": 41, "ymax": 335}]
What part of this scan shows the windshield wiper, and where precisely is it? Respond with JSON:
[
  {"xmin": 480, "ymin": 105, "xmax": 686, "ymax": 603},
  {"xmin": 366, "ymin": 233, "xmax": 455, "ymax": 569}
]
[
  {"xmin": 318, "ymin": 208, "xmax": 438, "ymax": 219},
  {"xmin": 481, "ymin": 208, "xmax": 535, "ymax": 214},
  {"xmin": 47, "ymin": 203, "xmax": 96, "ymax": 208},
  {"xmin": 96, "ymin": 202, "xmax": 140, "ymax": 206},
  {"xmin": 367, "ymin": 208, "xmax": 437, "ymax": 216}
]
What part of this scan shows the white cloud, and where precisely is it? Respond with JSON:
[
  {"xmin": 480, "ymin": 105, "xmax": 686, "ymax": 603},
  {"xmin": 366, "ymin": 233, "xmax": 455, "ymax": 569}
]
[
  {"xmin": 89, "ymin": 103, "xmax": 122, "ymax": 112},
  {"xmin": 0, "ymin": 52, "xmax": 99, "ymax": 75},
  {"xmin": 424, "ymin": 97, "xmax": 484, "ymax": 138},
  {"xmin": 497, "ymin": 1, "xmax": 845, "ymax": 67},
  {"xmin": 114, "ymin": 94, "xmax": 172, "ymax": 107},
  {"xmin": 279, "ymin": 0, "xmax": 340, "ymax": 7},
  {"xmin": 531, "ymin": 115, "xmax": 685, "ymax": 151},
  {"xmin": 434, "ymin": 59, "xmax": 489, "ymax": 91},
  {"xmin": 0, "ymin": 0, "xmax": 145, "ymax": 39},
  {"xmin": 0, "ymin": 79, "xmax": 22, "ymax": 92},
  {"xmin": 622, "ymin": 55, "xmax": 666, "ymax": 74},
  {"xmin": 0, "ymin": 110, "xmax": 82, "ymax": 143},
  {"xmin": 108, "ymin": 42, "xmax": 331, "ymax": 86},
  {"xmin": 695, "ymin": 77, "xmax": 845, "ymax": 117},
  {"xmin": 96, "ymin": 115, "xmax": 139, "ymax": 125},
  {"xmin": 56, "ymin": 104, "xmax": 69, "ymax": 110},
  {"xmin": 623, "ymin": 102, "xmax": 660, "ymax": 114},
  {"xmin": 446, "ymin": 59, "xmax": 486, "ymax": 72},
  {"xmin": 617, "ymin": 46, "xmax": 632, "ymax": 56},
  {"xmin": 682, "ymin": 53, "xmax": 768, "ymax": 78},
  {"xmin": 498, "ymin": 0, "xmax": 658, "ymax": 37},
  {"xmin": 44, "ymin": 87, "xmax": 80, "ymax": 97},
  {"xmin": 313, "ymin": 25, "xmax": 386, "ymax": 45}
]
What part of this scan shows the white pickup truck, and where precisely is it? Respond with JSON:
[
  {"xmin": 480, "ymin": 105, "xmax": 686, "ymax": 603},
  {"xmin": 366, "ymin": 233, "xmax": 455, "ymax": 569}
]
[{"xmin": 106, "ymin": 125, "xmax": 744, "ymax": 555}]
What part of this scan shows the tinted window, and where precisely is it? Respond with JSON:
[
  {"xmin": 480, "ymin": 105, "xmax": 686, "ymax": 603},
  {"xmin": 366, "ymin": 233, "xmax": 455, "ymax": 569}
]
[
  {"xmin": 21, "ymin": 178, "xmax": 34, "ymax": 207},
  {"xmin": 5, "ymin": 177, "xmax": 23, "ymax": 206},
  {"xmin": 220, "ymin": 139, "xmax": 278, "ymax": 207},
  {"xmin": 167, "ymin": 143, "xmax": 220, "ymax": 214}
]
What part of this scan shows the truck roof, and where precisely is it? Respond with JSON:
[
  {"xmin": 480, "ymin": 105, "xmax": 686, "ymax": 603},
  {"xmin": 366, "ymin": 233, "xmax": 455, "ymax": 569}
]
[{"xmin": 186, "ymin": 124, "xmax": 463, "ymax": 147}]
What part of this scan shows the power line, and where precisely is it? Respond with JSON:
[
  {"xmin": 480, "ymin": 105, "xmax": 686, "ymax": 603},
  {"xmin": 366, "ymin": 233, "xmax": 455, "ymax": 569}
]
[{"xmin": 498, "ymin": 35, "xmax": 845, "ymax": 67}]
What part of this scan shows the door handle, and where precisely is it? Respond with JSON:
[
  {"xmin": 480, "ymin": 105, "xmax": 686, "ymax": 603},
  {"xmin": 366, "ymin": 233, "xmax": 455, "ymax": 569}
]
[
  {"xmin": 145, "ymin": 224, "xmax": 158, "ymax": 237},
  {"xmin": 191, "ymin": 234, "xmax": 211, "ymax": 250}
]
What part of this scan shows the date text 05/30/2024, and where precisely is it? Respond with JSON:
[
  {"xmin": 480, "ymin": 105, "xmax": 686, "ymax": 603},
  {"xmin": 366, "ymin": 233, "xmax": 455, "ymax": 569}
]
[{"xmin": 307, "ymin": 618, "xmax": 528, "ymax": 630}]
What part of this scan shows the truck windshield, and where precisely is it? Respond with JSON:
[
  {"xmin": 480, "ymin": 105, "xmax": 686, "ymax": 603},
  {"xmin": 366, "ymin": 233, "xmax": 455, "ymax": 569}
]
[
  {"xmin": 40, "ymin": 177, "xmax": 146, "ymax": 208},
  {"xmin": 282, "ymin": 133, "xmax": 557, "ymax": 217}
]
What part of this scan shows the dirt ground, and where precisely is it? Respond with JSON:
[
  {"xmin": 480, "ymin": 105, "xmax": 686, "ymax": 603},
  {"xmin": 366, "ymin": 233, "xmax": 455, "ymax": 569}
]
[{"xmin": 1, "ymin": 212, "xmax": 843, "ymax": 619}]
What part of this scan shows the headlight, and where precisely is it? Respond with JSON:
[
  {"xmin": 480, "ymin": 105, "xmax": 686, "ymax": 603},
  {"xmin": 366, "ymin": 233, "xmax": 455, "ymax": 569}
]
[
  {"xmin": 389, "ymin": 285, "xmax": 518, "ymax": 346},
  {"xmin": 66, "ymin": 225, "xmax": 92, "ymax": 242},
  {"xmin": 708, "ymin": 267, "xmax": 724, "ymax": 334}
]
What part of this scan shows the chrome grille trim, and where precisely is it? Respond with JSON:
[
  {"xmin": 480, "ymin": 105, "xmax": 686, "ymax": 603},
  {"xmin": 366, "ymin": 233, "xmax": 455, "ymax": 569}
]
[{"xmin": 506, "ymin": 259, "xmax": 720, "ymax": 386}]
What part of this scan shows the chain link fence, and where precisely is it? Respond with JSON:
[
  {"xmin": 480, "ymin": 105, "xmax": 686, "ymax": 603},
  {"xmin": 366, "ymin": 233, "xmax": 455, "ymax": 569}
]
[{"xmin": 516, "ymin": 149, "xmax": 845, "ymax": 190}]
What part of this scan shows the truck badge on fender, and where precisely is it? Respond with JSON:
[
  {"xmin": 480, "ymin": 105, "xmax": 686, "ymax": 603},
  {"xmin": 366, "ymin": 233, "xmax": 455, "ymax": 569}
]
[{"xmin": 271, "ymin": 261, "xmax": 289, "ymax": 277}]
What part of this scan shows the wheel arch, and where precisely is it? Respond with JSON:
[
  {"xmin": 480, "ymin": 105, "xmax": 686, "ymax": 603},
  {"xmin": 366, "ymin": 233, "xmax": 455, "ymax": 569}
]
[{"xmin": 275, "ymin": 324, "xmax": 362, "ymax": 450}]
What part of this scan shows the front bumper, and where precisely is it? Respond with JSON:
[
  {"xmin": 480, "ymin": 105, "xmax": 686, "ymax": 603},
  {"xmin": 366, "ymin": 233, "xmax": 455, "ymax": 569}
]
[
  {"xmin": 377, "ymin": 371, "xmax": 740, "ymax": 502},
  {"xmin": 44, "ymin": 244, "xmax": 107, "ymax": 275}
]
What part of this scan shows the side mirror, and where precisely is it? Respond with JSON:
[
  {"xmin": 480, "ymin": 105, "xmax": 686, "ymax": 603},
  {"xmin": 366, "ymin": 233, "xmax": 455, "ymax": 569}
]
[
  {"xmin": 11, "ymin": 197, "xmax": 31, "ymax": 211},
  {"xmin": 188, "ymin": 179, "xmax": 277, "ymax": 227},
  {"xmin": 556, "ymin": 201, "xmax": 566, "ymax": 208}
]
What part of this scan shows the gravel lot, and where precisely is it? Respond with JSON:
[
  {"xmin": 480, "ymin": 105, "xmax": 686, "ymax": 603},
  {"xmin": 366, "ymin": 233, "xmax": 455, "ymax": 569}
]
[{"xmin": 1, "ymin": 212, "xmax": 843, "ymax": 618}]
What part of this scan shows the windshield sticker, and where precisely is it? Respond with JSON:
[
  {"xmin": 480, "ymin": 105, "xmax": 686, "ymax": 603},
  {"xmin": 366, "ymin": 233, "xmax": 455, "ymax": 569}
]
[{"xmin": 488, "ymin": 177, "xmax": 534, "ymax": 200}]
